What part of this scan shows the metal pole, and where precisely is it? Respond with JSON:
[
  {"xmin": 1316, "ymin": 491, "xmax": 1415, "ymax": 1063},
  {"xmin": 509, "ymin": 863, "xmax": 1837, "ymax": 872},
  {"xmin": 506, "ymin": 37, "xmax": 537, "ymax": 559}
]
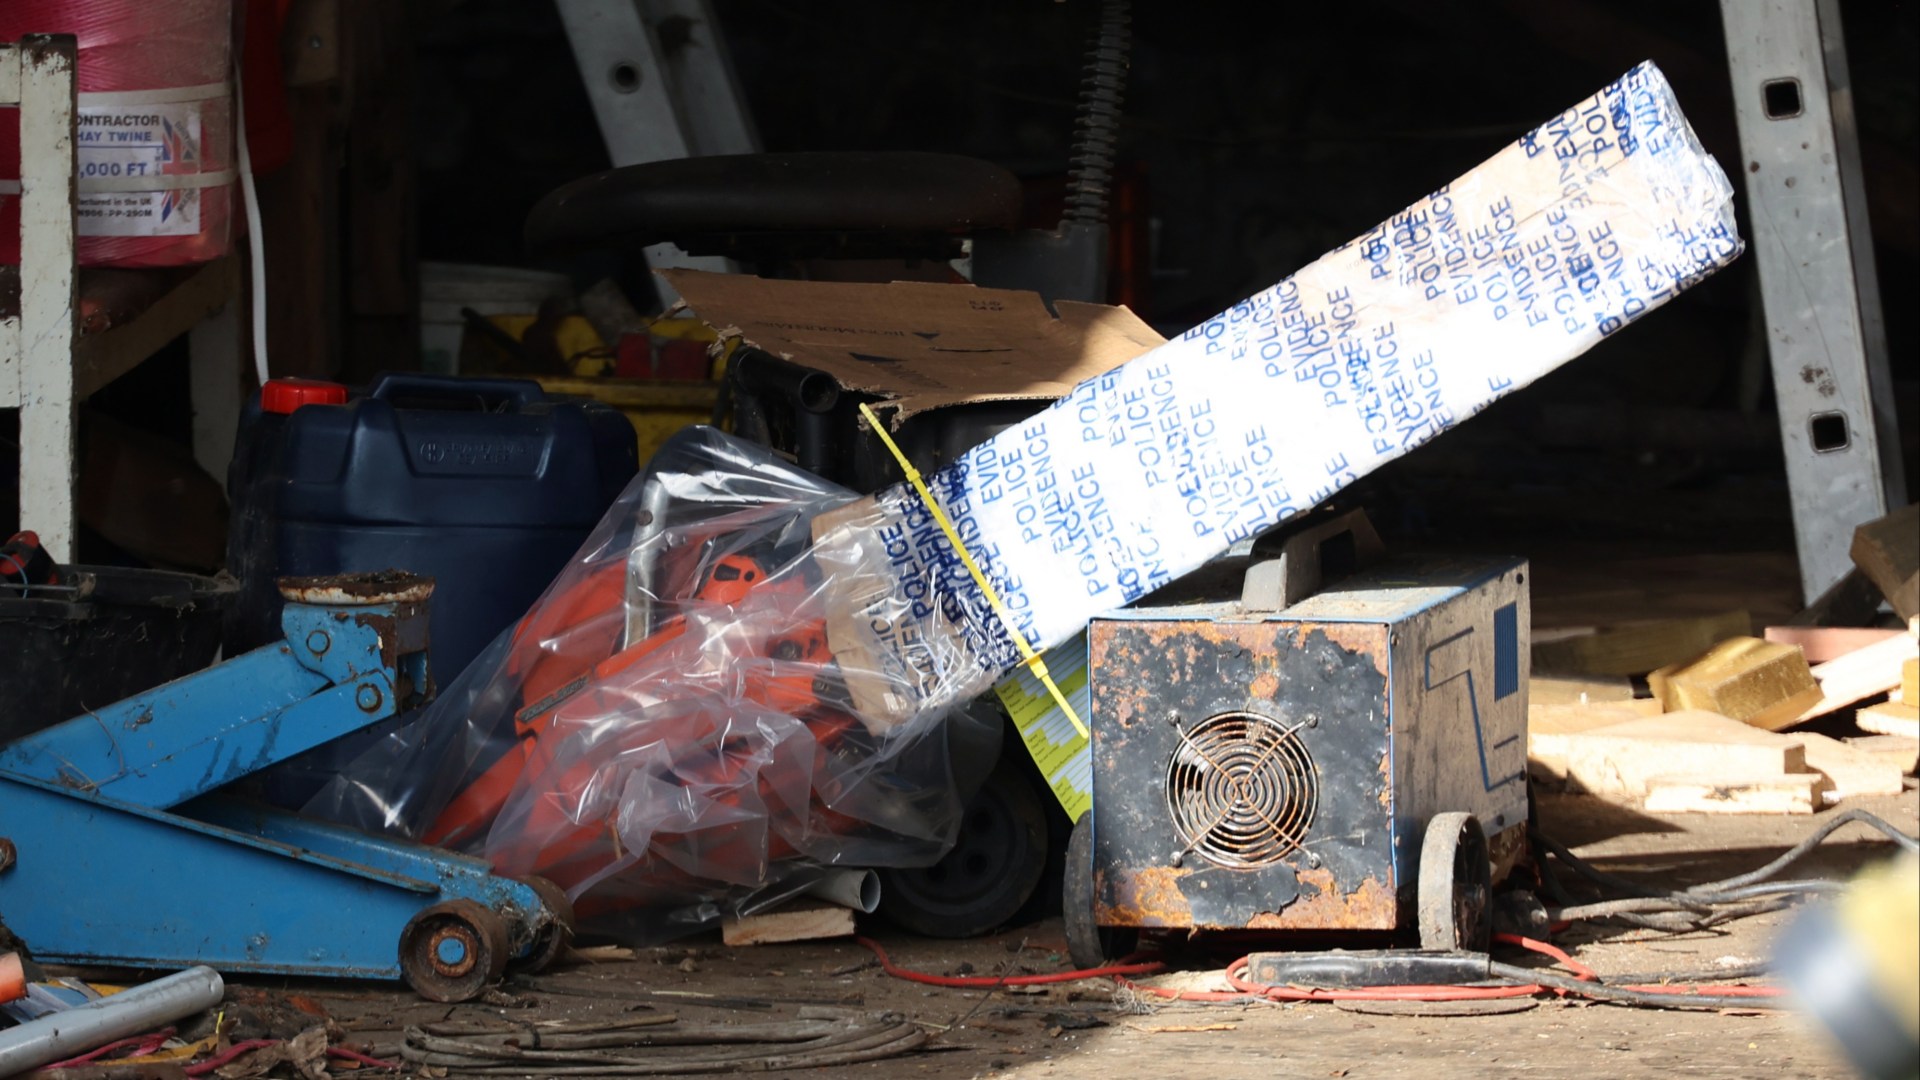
[
  {"xmin": 0, "ymin": 967, "xmax": 224, "ymax": 1076},
  {"xmin": 552, "ymin": 0, "xmax": 756, "ymax": 296}
]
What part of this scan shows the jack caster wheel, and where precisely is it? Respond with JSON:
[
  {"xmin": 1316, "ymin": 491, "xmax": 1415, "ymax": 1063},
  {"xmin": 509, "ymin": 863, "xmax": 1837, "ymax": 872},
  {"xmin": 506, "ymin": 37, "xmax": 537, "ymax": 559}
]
[
  {"xmin": 510, "ymin": 875, "xmax": 576, "ymax": 974},
  {"xmin": 1062, "ymin": 812, "xmax": 1137, "ymax": 971},
  {"xmin": 400, "ymin": 899, "xmax": 512, "ymax": 1002},
  {"xmin": 1418, "ymin": 811, "xmax": 1493, "ymax": 952}
]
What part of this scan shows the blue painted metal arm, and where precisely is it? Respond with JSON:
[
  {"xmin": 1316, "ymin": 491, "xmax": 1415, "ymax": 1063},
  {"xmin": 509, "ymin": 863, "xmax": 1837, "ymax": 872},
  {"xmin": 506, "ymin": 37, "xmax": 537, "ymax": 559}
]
[
  {"xmin": 0, "ymin": 646, "xmax": 329, "ymax": 801},
  {"xmin": 0, "ymin": 600, "xmax": 425, "ymax": 810}
]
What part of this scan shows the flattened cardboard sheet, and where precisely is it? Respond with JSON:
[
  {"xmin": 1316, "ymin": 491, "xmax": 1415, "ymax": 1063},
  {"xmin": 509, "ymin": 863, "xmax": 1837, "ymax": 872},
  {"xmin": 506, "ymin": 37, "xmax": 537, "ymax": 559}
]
[{"xmin": 661, "ymin": 271, "xmax": 1165, "ymax": 420}]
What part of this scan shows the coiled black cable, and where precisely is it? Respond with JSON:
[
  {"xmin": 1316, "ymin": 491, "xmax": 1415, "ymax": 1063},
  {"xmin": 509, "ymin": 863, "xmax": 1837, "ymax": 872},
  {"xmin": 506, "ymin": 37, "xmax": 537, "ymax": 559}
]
[{"xmin": 1533, "ymin": 808, "xmax": 1917, "ymax": 931}]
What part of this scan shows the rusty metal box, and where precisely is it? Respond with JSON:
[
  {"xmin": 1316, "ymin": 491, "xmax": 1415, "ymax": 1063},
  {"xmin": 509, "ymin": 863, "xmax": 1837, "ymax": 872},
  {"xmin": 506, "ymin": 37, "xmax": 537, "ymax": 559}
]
[{"xmin": 1086, "ymin": 555, "xmax": 1529, "ymax": 933}]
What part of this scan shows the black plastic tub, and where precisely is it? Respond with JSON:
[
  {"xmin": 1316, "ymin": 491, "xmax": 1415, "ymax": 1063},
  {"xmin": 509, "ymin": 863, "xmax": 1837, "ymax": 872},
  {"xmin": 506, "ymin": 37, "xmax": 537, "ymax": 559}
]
[{"xmin": 0, "ymin": 566, "xmax": 238, "ymax": 743}]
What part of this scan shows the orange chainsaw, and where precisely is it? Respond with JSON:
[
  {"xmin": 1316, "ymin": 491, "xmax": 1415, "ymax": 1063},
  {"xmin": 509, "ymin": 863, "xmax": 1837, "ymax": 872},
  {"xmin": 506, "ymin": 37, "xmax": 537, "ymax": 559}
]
[{"xmin": 420, "ymin": 494, "xmax": 870, "ymax": 912}]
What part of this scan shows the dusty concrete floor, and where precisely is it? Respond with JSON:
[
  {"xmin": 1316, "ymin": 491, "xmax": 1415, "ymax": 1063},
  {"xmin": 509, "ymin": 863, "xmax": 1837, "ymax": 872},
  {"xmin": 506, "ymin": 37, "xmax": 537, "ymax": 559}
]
[{"xmin": 291, "ymin": 786, "xmax": 1917, "ymax": 1080}]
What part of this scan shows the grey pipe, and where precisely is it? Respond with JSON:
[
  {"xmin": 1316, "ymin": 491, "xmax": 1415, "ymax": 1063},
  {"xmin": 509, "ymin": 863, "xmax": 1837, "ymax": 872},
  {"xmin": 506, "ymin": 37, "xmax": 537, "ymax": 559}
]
[
  {"xmin": 0, "ymin": 966, "xmax": 223, "ymax": 1076},
  {"xmin": 804, "ymin": 869, "xmax": 881, "ymax": 914}
]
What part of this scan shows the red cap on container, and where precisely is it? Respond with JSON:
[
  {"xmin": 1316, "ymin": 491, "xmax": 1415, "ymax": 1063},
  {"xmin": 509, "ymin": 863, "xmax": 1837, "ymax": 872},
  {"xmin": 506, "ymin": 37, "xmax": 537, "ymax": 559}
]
[{"xmin": 261, "ymin": 378, "xmax": 348, "ymax": 414}]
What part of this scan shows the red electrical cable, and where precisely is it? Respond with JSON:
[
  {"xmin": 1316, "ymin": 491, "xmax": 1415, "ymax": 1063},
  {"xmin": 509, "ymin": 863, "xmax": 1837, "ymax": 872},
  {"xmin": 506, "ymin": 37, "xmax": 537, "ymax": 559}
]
[
  {"xmin": 857, "ymin": 930, "xmax": 1783, "ymax": 1006},
  {"xmin": 183, "ymin": 1039, "xmax": 279, "ymax": 1077},
  {"xmin": 1494, "ymin": 932, "xmax": 1598, "ymax": 980},
  {"xmin": 45, "ymin": 1027, "xmax": 177, "ymax": 1068},
  {"xmin": 328, "ymin": 1045, "xmax": 402, "ymax": 1069}
]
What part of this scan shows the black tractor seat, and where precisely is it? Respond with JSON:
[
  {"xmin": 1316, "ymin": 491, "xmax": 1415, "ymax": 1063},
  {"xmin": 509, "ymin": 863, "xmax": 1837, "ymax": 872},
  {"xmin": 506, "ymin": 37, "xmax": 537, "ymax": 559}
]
[{"xmin": 523, "ymin": 151, "xmax": 1024, "ymax": 263}]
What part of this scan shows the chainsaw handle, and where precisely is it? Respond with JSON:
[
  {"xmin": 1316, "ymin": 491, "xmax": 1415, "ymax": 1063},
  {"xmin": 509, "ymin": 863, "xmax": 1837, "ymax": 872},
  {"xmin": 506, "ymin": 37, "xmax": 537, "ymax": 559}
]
[{"xmin": 622, "ymin": 476, "xmax": 675, "ymax": 647}]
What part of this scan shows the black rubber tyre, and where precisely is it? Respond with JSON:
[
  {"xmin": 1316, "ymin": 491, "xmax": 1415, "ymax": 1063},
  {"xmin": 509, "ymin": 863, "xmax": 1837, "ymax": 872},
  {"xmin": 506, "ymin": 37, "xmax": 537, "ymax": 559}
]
[
  {"xmin": 1417, "ymin": 812, "xmax": 1493, "ymax": 952},
  {"xmin": 879, "ymin": 756, "xmax": 1049, "ymax": 938},
  {"xmin": 1063, "ymin": 812, "xmax": 1136, "ymax": 971}
]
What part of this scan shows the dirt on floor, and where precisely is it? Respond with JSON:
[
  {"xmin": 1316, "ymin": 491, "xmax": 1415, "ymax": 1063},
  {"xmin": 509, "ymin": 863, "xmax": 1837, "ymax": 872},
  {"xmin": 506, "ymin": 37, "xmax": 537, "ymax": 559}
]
[{"xmin": 282, "ymin": 787, "xmax": 1917, "ymax": 1080}]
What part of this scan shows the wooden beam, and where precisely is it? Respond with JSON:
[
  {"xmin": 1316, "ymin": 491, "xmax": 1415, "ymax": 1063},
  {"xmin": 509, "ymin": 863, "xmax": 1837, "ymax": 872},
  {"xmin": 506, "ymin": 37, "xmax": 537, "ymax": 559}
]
[
  {"xmin": 282, "ymin": 0, "xmax": 343, "ymax": 87},
  {"xmin": 1851, "ymin": 504, "xmax": 1920, "ymax": 620},
  {"xmin": 720, "ymin": 901, "xmax": 857, "ymax": 947},
  {"xmin": 1795, "ymin": 633, "xmax": 1920, "ymax": 724},
  {"xmin": 1648, "ymin": 636, "xmax": 1823, "ymax": 732},
  {"xmin": 1531, "ymin": 611, "xmax": 1751, "ymax": 677},
  {"xmin": 1857, "ymin": 702, "xmax": 1920, "ymax": 740},
  {"xmin": 188, "ymin": 301, "xmax": 247, "ymax": 481},
  {"xmin": 257, "ymin": 84, "xmax": 343, "ymax": 378},
  {"xmin": 15, "ymin": 35, "xmax": 78, "ymax": 560},
  {"xmin": 1796, "ymin": 732, "xmax": 1905, "ymax": 802},
  {"xmin": 1845, "ymin": 735, "xmax": 1919, "ymax": 776},
  {"xmin": 1553, "ymin": 711, "xmax": 1807, "ymax": 798},
  {"xmin": 1527, "ymin": 700, "xmax": 1660, "ymax": 789},
  {"xmin": 339, "ymin": 0, "xmax": 418, "ymax": 384},
  {"xmin": 1763, "ymin": 625, "xmax": 1905, "ymax": 664},
  {"xmin": 1644, "ymin": 774, "xmax": 1822, "ymax": 815},
  {"xmin": 72, "ymin": 257, "xmax": 240, "ymax": 399}
]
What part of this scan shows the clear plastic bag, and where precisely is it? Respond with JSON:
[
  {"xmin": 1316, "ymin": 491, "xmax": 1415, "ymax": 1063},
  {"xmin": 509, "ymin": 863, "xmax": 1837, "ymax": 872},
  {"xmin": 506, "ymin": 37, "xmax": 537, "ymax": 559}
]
[{"xmin": 306, "ymin": 427, "xmax": 992, "ymax": 939}]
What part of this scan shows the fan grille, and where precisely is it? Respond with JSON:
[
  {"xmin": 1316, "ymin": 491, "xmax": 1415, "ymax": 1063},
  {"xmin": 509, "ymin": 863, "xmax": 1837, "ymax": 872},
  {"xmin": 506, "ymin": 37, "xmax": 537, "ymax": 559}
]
[{"xmin": 1165, "ymin": 711, "xmax": 1317, "ymax": 868}]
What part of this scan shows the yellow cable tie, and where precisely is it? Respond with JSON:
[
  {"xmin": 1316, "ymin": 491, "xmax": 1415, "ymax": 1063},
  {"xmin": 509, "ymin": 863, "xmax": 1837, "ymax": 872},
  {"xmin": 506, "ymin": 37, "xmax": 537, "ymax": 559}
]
[{"xmin": 858, "ymin": 404, "xmax": 1090, "ymax": 741}]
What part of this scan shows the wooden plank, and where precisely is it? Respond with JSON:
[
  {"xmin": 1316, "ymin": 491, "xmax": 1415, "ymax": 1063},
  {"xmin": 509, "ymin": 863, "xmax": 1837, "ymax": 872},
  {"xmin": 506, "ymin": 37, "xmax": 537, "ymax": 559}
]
[
  {"xmin": 71, "ymin": 257, "xmax": 240, "ymax": 400},
  {"xmin": 1528, "ymin": 674, "xmax": 1642, "ymax": 708},
  {"xmin": 720, "ymin": 901, "xmax": 856, "ymax": 947},
  {"xmin": 1530, "ymin": 610, "xmax": 1751, "ymax": 677},
  {"xmin": 1555, "ymin": 710, "xmax": 1806, "ymax": 797},
  {"xmin": 1850, "ymin": 503, "xmax": 1919, "ymax": 620},
  {"xmin": 258, "ymin": 84, "xmax": 342, "ymax": 378},
  {"xmin": 0, "ymin": 315, "xmax": 16, "ymax": 406},
  {"xmin": 1648, "ymin": 636, "xmax": 1822, "ymax": 731},
  {"xmin": 1529, "ymin": 699, "xmax": 1660, "ymax": 736},
  {"xmin": 1527, "ymin": 701, "xmax": 1659, "ymax": 789},
  {"xmin": 1844, "ymin": 735, "xmax": 1920, "ymax": 776},
  {"xmin": 1643, "ymin": 773, "xmax": 1821, "ymax": 815},
  {"xmin": 1857, "ymin": 701, "xmax": 1920, "ymax": 740},
  {"xmin": 1795, "ymin": 633, "xmax": 1920, "ymax": 724},
  {"xmin": 74, "ymin": 266, "xmax": 193, "ymax": 335},
  {"xmin": 1795, "ymin": 732, "xmax": 1905, "ymax": 802},
  {"xmin": 1763, "ymin": 625, "xmax": 1904, "ymax": 664},
  {"xmin": 188, "ymin": 302, "xmax": 247, "ymax": 481},
  {"xmin": 0, "ymin": 44, "xmax": 22, "ymax": 105},
  {"xmin": 15, "ymin": 35, "xmax": 78, "ymax": 561}
]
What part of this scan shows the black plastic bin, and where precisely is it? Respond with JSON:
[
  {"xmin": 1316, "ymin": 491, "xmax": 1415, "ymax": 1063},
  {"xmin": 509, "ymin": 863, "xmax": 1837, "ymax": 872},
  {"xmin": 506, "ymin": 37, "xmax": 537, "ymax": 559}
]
[{"xmin": 0, "ymin": 567, "xmax": 238, "ymax": 744}]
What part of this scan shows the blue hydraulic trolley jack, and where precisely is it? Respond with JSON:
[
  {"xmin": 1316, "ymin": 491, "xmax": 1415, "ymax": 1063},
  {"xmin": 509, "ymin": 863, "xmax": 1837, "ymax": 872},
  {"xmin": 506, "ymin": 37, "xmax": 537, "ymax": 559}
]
[{"xmin": 0, "ymin": 573, "xmax": 573, "ymax": 1002}]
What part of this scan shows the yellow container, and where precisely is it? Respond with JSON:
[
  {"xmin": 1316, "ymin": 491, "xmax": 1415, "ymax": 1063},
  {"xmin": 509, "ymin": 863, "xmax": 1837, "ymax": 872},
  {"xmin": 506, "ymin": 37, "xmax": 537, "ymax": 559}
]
[{"xmin": 533, "ymin": 376, "xmax": 720, "ymax": 464}]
